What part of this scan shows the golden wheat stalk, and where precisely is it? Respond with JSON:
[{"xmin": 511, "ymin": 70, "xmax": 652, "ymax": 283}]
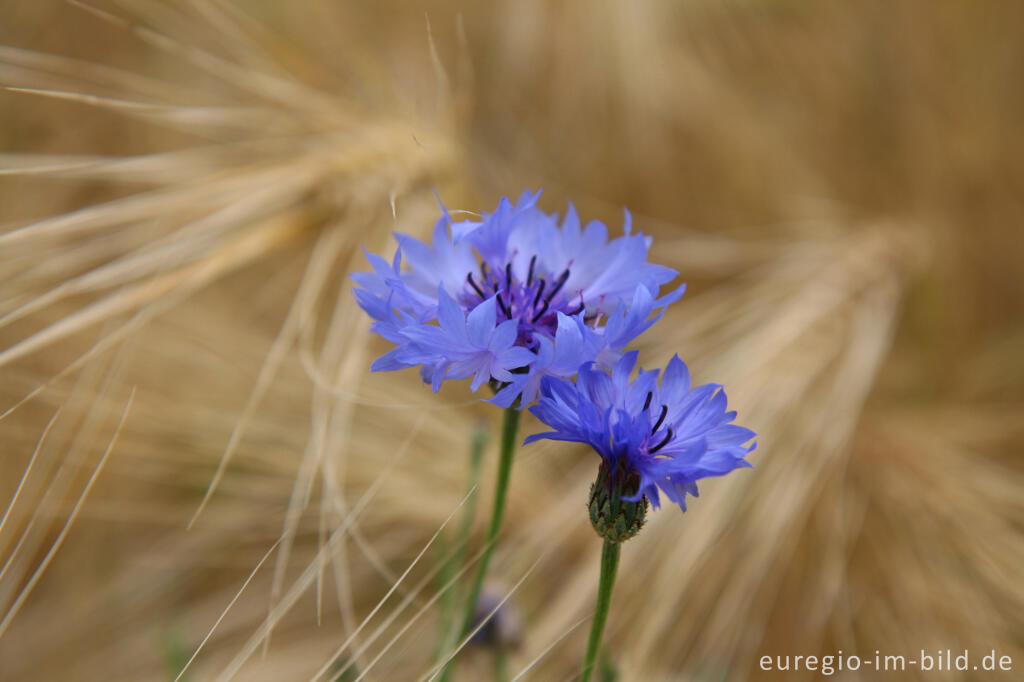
[{"xmin": 1, "ymin": 1, "xmax": 1021, "ymax": 681}]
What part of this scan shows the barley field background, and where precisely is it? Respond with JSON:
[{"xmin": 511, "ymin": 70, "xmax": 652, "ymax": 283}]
[{"xmin": 1, "ymin": 1, "xmax": 1022, "ymax": 681}]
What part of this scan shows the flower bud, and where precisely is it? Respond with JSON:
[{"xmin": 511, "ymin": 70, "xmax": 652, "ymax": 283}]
[{"xmin": 588, "ymin": 459, "xmax": 647, "ymax": 543}]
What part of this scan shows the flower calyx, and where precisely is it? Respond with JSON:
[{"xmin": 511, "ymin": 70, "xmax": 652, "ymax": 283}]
[{"xmin": 588, "ymin": 459, "xmax": 647, "ymax": 543}]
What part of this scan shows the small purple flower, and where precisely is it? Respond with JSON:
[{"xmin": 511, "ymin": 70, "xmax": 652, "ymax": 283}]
[
  {"xmin": 352, "ymin": 191, "xmax": 685, "ymax": 406},
  {"xmin": 525, "ymin": 351, "xmax": 756, "ymax": 512}
]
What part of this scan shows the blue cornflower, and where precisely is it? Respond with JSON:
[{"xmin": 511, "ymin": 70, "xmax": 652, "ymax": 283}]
[
  {"xmin": 352, "ymin": 191, "xmax": 685, "ymax": 406},
  {"xmin": 525, "ymin": 351, "xmax": 756, "ymax": 515}
]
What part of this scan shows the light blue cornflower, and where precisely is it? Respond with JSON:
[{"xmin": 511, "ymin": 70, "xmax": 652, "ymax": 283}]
[
  {"xmin": 525, "ymin": 351, "xmax": 756, "ymax": 512},
  {"xmin": 352, "ymin": 191, "xmax": 685, "ymax": 406}
]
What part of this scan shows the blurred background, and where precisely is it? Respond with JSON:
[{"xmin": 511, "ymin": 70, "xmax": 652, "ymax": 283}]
[{"xmin": 1, "ymin": 1, "xmax": 1022, "ymax": 680}]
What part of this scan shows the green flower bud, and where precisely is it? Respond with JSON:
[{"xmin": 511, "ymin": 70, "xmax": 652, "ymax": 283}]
[{"xmin": 588, "ymin": 460, "xmax": 647, "ymax": 543}]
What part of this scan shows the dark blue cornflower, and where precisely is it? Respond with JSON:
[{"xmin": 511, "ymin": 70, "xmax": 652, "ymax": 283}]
[
  {"xmin": 525, "ymin": 351, "xmax": 756, "ymax": 513},
  {"xmin": 352, "ymin": 191, "xmax": 685, "ymax": 406}
]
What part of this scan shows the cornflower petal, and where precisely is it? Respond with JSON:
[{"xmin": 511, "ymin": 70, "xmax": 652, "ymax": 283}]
[
  {"xmin": 437, "ymin": 287, "xmax": 470, "ymax": 342},
  {"xmin": 466, "ymin": 296, "xmax": 498, "ymax": 347}
]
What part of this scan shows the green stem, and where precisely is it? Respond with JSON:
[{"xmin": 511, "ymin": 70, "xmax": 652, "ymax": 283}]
[
  {"xmin": 439, "ymin": 407, "xmax": 521, "ymax": 682},
  {"xmin": 580, "ymin": 539, "xmax": 621, "ymax": 682}
]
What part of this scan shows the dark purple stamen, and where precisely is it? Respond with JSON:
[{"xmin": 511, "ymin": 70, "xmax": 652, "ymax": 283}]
[
  {"xmin": 467, "ymin": 272, "xmax": 485, "ymax": 299},
  {"xmin": 545, "ymin": 269, "xmax": 570, "ymax": 304},
  {"xmin": 496, "ymin": 294, "xmax": 512, "ymax": 319},
  {"xmin": 567, "ymin": 292, "xmax": 585, "ymax": 316},
  {"xmin": 527, "ymin": 255, "xmax": 536, "ymax": 286},
  {"xmin": 651, "ymin": 405, "xmax": 668, "ymax": 434},
  {"xmin": 505, "ymin": 263, "xmax": 513, "ymax": 294},
  {"xmin": 533, "ymin": 279, "xmax": 546, "ymax": 307},
  {"xmin": 643, "ymin": 392, "xmax": 653, "ymax": 411},
  {"xmin": 531, "ymin": 299, "xmax": 550, "ymax": 322},
  {"xmin": 649, "ymin": 427, "xmax": 674, "ymax": 454}
]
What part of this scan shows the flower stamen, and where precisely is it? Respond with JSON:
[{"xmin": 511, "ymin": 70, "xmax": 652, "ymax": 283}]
[
  {"xmin": 568, "ymin": 292, "xmax": 585, "ymax": 316},
  {"xmin": 651, "ymin": 405, "xmax": 668, "ymax": 434},
  {"xmin": 532, "ymin": 298, "xmax": 550, "ymax": 322},
  {"xmin": 546, "ymin": 269, "xmax": 571, "ymax": 304},
  {"xmin": 649, "ymin": 427, "xmax": 674, "ymax": 454},
  {"xmin": 467, "ymin": 272, "xmax": 486, "ymax": 299},
  {"xmin": 533, "ymin": 279, "xmax": 546, "ymax": 307},
  {"xmin": 496, "ymin": 294, "xmax": 512, "ymax": 319}
]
